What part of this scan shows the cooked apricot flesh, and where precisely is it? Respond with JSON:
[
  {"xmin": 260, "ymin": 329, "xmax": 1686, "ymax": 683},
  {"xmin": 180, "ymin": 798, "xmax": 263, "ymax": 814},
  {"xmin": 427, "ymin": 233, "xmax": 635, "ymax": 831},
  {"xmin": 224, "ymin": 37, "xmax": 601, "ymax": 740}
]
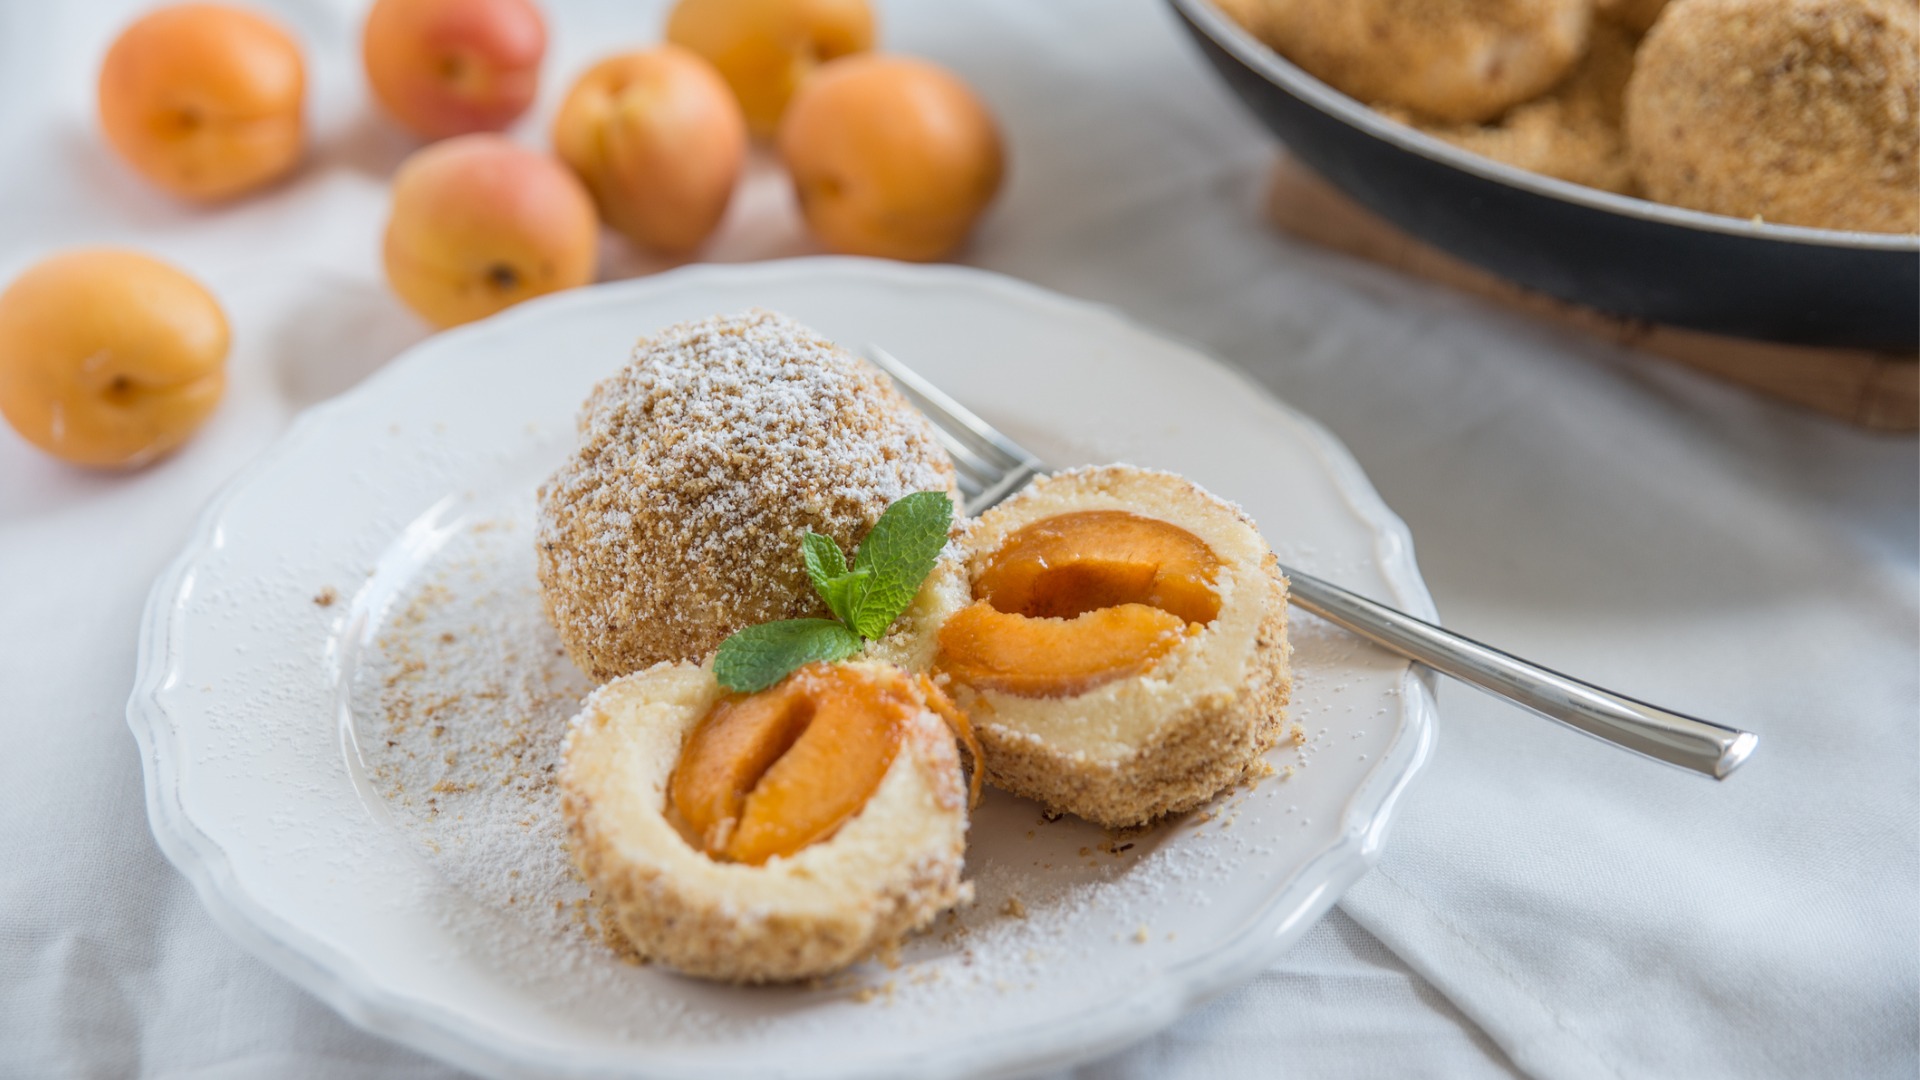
[
  {"xmin": 938, "ymin": 602, "xmax": 1196, "ymax": 698},
  {"xmin": 973, "ymin": 511, "xmax": 1220, "ymax": 624},
  {"xmin": 670, "ymin": 664, "xmax": 911, "ymax": 865},
  {"xmin": 937, "ymin": 511, "xmax": 1221, "ymax": 697}
]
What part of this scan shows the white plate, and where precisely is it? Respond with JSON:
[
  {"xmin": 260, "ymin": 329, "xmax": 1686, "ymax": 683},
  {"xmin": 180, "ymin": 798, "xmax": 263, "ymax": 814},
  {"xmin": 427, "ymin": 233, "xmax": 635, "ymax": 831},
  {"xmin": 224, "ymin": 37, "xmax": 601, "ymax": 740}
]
[{"xmin": 128, "ymin": 258, "xmax": 1438, "ymax": 1080}]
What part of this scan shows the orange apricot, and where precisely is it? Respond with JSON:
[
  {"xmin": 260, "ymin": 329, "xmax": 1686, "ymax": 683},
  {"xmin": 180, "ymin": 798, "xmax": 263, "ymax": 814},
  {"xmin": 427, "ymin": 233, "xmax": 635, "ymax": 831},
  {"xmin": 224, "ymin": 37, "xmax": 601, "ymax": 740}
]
[
  {"xmin": 363, "ymin": 0, "xmax": 545, "ymax": 141},
  {"xmin": 381, "ymin": 134, "xmax": 598, "ymax": 328},
  {"xmin": 937, "ymin": 512, "xmax": 1222, "ymax": 697},
  {"xmin": 670, "ymin": 664, "xmax": 912, "ymax": 865},
  {"xmin": 551, "ymin": 47, "xmax": 747, "ymax": 255},
  {"xmin": 974, "ymin": 511, "xmax": 1221, "ymax": 625},
  {"xmin": 938, "ymin": 603, "xmax": 1195, "ymax": 699},
  {"xmin": 0, "ymin": 250, "xmax": 227, "ymax": 468},
  {"xmin": 777, "ymin": 54, "xmax": 1004, "ymax": 262},
  {"xmin": 665, "ymin": 0, "xmax": 874, "ymax": 138},
  {"xmin": 97, "ymin": 3, "xmax": 305, "ymax": 201}
]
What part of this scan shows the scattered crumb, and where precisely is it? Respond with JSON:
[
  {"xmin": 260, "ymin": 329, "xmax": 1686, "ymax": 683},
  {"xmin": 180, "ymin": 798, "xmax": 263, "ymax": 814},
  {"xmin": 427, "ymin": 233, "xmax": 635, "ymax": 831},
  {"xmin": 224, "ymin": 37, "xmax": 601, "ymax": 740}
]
[
  {"xmin": 1133, "ymin": 926, "xmax": 1150, "ymax": 944},
  {"xmin": 312, "ymin": 586, "xmax": 337, "ymax": 608},
  {"xmin": 1002, "ymin": 896, "xmax": 1027, "ymax": 919}
]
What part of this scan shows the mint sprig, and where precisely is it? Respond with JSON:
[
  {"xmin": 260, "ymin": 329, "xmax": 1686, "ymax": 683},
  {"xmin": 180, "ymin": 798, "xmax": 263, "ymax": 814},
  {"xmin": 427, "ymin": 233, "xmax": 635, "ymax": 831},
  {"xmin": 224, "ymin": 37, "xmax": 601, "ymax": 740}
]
[
  {"xmin": 712, "ymin": 619, "xmax": 865, "ymax": 693},
  {"xmin": 713, "ymin": 491, "xmax": 954, "ymax": 693}
]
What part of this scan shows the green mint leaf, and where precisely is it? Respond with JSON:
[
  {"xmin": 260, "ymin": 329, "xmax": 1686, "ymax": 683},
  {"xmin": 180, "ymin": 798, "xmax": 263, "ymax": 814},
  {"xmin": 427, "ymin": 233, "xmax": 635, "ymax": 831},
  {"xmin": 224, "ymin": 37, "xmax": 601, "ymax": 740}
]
[
  {"xmin": 800, "ymin": 532, "xmax": 858, "ymax": 623},
  {"xmin": 800, "ymin": 531, "xmax": 849, "ymax": 591},
  {"xmin": 713, "ymin": 619, "xmax": 865, "ymax": 694},
  {"xmin": 816, "ymin": 568, "xmax": 871, "ymax": 628},
  {"xmin": 847, "ymin": 491, "xmax": 954, "ymax": 640}
]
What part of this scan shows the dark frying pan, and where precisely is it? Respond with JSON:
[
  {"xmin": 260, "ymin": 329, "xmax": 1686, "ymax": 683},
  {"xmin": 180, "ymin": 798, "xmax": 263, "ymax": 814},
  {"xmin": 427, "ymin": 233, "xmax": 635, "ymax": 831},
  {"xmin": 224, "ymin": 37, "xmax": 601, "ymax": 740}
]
[{"xmin": 1170, "ymin": 0, "xmax": 1920, "ymax": 350}]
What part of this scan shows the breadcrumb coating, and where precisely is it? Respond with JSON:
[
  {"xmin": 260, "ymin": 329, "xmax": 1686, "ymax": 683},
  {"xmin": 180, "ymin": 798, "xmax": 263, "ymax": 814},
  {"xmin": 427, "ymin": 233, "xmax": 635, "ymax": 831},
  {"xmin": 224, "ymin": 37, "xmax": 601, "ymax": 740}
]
[
  {"xmin": 945, "ymin": 466, "xmax": 1293, "ymax": 829},
  {"xmin": 1236, "ymin": 0, "xmax": 1591, "ymax": 123},
  {"xmin": 1625, "ymin": 0, "xmax": 1918, "ymax": 232},
  {"xmin": 1394, "ymin": 20, "xmax": 1642, "ymax": 195},
  {"xmin": 537, "ymin": 310, "xmax": 956, "ymax": 682}
]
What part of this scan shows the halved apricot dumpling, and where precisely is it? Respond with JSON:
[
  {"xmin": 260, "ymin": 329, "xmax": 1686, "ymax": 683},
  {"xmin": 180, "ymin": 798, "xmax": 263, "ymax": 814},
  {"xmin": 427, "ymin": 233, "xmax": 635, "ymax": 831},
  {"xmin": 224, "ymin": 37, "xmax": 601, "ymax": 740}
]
[
  {"xmin": 670, "ymin": 662, "xmax": 977, "ymax": 865},
  {"xmin": 563, "ymin": 659, "xmax": 978, "ymax": 982},
  {"xmin": 937, "ymin": 510, "xmax": 1221, "ymax": 697}
]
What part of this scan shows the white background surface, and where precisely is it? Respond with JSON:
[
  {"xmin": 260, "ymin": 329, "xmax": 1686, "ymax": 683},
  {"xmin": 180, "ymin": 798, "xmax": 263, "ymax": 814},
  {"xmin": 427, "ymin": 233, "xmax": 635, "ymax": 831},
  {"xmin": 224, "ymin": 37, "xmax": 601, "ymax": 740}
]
[{"xmin": 1, "ymin": 1, "xmax": 1913, "ymax": 1078}]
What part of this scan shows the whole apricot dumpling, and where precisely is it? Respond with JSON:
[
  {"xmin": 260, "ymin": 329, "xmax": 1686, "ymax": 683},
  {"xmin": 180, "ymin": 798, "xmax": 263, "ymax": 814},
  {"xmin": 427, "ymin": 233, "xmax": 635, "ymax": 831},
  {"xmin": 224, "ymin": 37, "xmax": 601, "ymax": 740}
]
[
  {"xmin": 938, "ymin": 466, "xmax": 1293, "ymax": 828},
  {"xmin": 97, "ymin": 3, "xmax": 306, "ymax": 201},
  {"xmin": 1625, "ymin": 0, "xmax": 1920, "ymax": 233},
  {"xmin": 0, "ymin": 249, "xmax": 227, "ymax": 468},
  {"xmin": 1231, "ymin": 0, "xmax": 1590, "ymax": 124},
  {"xmin": 536, "ymin": 310, "xmax": 956, "ymax": 680},
  {"xmin": 563, "ymin": 660, "xmax": 973, "ymax": 982},
  {"xmin": 778, "ymin": 54, "xmax": 1004, "ymax": 262}
]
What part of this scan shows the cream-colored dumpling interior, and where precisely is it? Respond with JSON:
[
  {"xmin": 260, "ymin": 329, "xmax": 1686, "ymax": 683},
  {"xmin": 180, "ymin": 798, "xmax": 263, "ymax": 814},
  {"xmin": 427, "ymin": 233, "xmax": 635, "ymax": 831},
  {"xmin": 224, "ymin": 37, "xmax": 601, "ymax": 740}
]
[
  {"xmin": 564, "ymin": 662, "xmax": 967, "ymax": 914},
  {"xmin": 952, "ymin": 466, "xmax": 1282, "ymax": 765},
  {"xmin": 864, "ymin": 548, "xmax": 969, "ymax": 673}
]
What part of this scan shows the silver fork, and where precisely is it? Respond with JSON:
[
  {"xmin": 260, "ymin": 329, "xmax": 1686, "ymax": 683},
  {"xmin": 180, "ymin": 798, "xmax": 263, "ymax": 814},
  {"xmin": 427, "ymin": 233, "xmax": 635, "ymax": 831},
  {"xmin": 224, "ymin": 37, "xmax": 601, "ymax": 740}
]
[{"xmin": 867, "ymin": 345, "xmax": 1758, "ymax": 780}]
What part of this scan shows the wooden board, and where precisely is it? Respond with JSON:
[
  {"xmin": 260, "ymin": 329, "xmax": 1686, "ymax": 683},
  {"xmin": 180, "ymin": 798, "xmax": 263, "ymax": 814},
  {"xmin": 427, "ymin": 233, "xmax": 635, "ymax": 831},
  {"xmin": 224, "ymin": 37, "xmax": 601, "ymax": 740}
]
[{"xmin": 1265, "ymin": 158, "xmax": 1919, "ymax": 432}]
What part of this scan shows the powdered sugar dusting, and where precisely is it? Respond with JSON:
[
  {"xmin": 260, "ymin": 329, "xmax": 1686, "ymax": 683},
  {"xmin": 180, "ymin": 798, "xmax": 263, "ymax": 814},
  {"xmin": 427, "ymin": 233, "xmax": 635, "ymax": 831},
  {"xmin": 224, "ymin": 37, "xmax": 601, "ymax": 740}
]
[
  {"xmin": 345, "ymin": 488, "xmax": 1390, "ymax": 1047},
  {"xmin": 536, "ymin": 310, "xmax": 956, "ymax": 681}
]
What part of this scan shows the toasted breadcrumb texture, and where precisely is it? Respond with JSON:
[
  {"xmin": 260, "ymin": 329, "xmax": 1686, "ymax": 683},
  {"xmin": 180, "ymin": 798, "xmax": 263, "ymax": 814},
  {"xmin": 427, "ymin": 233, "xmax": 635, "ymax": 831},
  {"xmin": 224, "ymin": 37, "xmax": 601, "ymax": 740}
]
[
  {"xmin": 1225, "ymin": 0, "xmax": 1591, "ymax": 123},
  {"xmin": 1387, "ymin": 20, "xmax": 1642, "ymax": 195},
  {"xmin": 1596, "ymin": 0, "xmax": 1669, "ymax": 33},
  {"xmin": 949, "ymin": 465, "xmax": 1294, "ymax": 828},
  {"xmin": 1625, "ymin": 0, "xmax": 1919, "ymax": 233},
  {"xmin": 537, "ymin": 310, "xmax": 957, "ymax": 682},
  {"xmin": 561, "ymin": 662, "xmax": 971, "ymax": 983}
]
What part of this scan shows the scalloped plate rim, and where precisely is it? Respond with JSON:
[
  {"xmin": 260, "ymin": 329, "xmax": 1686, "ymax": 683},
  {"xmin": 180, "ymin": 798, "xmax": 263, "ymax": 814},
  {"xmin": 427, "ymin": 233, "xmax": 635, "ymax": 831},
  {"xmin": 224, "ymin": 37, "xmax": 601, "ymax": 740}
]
[{"xmin": 127, "ymin": 257, "xmax": 1440, "ymax": 1080}]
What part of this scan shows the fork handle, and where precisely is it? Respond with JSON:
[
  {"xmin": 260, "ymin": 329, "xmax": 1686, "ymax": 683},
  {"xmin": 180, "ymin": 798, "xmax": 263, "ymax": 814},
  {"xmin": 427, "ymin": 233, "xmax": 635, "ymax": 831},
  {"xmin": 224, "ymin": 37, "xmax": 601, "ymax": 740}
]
[{"xmin": 1281, "ymin": 565, "xmax": 1758, "ymax": 779}]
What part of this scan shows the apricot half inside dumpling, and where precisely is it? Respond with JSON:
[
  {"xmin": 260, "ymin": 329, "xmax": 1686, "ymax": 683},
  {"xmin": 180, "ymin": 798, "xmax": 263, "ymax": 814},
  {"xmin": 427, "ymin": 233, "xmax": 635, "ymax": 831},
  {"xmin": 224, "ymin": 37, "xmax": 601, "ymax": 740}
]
[
  {"xmin": 938, "ymin": 510, "xmax": 1222, "ymax": 696},
  {"xmin": 562, "ymin": 660, "xmax": 974, "ymax": 982},
  {"xmin": 937, "ymin": 465, "xmax": 1292, "ymax": 828}
]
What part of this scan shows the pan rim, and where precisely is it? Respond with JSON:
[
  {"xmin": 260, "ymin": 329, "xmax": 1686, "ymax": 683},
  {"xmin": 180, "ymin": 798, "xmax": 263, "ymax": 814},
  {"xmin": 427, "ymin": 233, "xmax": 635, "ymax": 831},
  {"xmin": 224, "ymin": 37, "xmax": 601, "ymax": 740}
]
[{"xmin": 1174, "ymin": 0, "xmax": 1920, "ymax": 254}]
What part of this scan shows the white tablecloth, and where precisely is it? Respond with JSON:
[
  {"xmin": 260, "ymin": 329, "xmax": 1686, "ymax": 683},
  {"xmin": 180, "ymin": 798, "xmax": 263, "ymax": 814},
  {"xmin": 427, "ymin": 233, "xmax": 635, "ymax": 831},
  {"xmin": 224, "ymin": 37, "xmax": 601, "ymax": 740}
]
[{"xmin": 2, "ymin": 1, "xmax": 1913, "ymax": 1077}]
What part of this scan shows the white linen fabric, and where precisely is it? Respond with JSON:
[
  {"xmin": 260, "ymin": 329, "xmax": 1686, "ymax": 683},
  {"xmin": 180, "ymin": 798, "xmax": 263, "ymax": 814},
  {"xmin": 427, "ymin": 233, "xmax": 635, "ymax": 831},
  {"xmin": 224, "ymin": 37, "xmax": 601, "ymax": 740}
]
[{"xmin": 1, "ymin": 1, "xmax": 1912, "ymax": 1078}]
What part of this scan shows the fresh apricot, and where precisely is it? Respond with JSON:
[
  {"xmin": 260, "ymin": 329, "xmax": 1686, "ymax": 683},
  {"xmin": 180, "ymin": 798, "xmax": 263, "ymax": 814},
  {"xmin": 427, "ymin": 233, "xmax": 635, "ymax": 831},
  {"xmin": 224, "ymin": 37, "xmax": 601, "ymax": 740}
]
[
  {"xmin": 938, "ymin": 512, "xmax": 1222, "ymax": 697},
  {"xmin": 0, "ymin": 250, "xmax": 227, "ymax": 468},
  {"xmin": 551, "ymin": 47, "xmax": 747, "ymax": 255},
  {"xmin": 381, "ymin": 134, "xmax": 597, "ymax": 328},
  {"xmin": 670, "ymin": 664, "xmax": 912, "ymax": 865},
  {"xmin": 362, "ymin": 0, "xmax": 545, "ymax": 140},
  {"xmin": 97, "ymin": 4, "xmax": 305, "ymax": 201},
  {"xmin": 778, "ymin": 54, "xmax": 1003, "ymax": 262},
  {"xmin": 665, "ymin": 0, "xmax": 874, "ymax": 138}
]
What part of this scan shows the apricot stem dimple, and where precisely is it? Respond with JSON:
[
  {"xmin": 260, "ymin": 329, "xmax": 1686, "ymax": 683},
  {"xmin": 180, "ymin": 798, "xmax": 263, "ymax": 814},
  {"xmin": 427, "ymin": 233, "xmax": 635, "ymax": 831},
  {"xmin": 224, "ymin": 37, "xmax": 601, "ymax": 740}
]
[{"xmin": 485, "ymin": 263, "xmax": 520, "ymax": 291}]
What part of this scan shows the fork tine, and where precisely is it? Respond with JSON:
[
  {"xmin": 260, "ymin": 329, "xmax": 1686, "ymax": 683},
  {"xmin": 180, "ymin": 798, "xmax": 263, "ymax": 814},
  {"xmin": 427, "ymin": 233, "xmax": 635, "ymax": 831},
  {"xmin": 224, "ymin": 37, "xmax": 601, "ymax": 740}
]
[
  {"xmin": 928, "ymin": 423, "xmax": 1007, "ymax": 488},
  {"xmin": 864, "ymin": 344, "xmax": 1050, "ymax": 516},
  {"xmin": 865, "ymin": 346, "xmax": 1048, "ymax": 473},
  {"xmin": 880, "ymin": 369, "xmax": 1024, "ymax": 475}
]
